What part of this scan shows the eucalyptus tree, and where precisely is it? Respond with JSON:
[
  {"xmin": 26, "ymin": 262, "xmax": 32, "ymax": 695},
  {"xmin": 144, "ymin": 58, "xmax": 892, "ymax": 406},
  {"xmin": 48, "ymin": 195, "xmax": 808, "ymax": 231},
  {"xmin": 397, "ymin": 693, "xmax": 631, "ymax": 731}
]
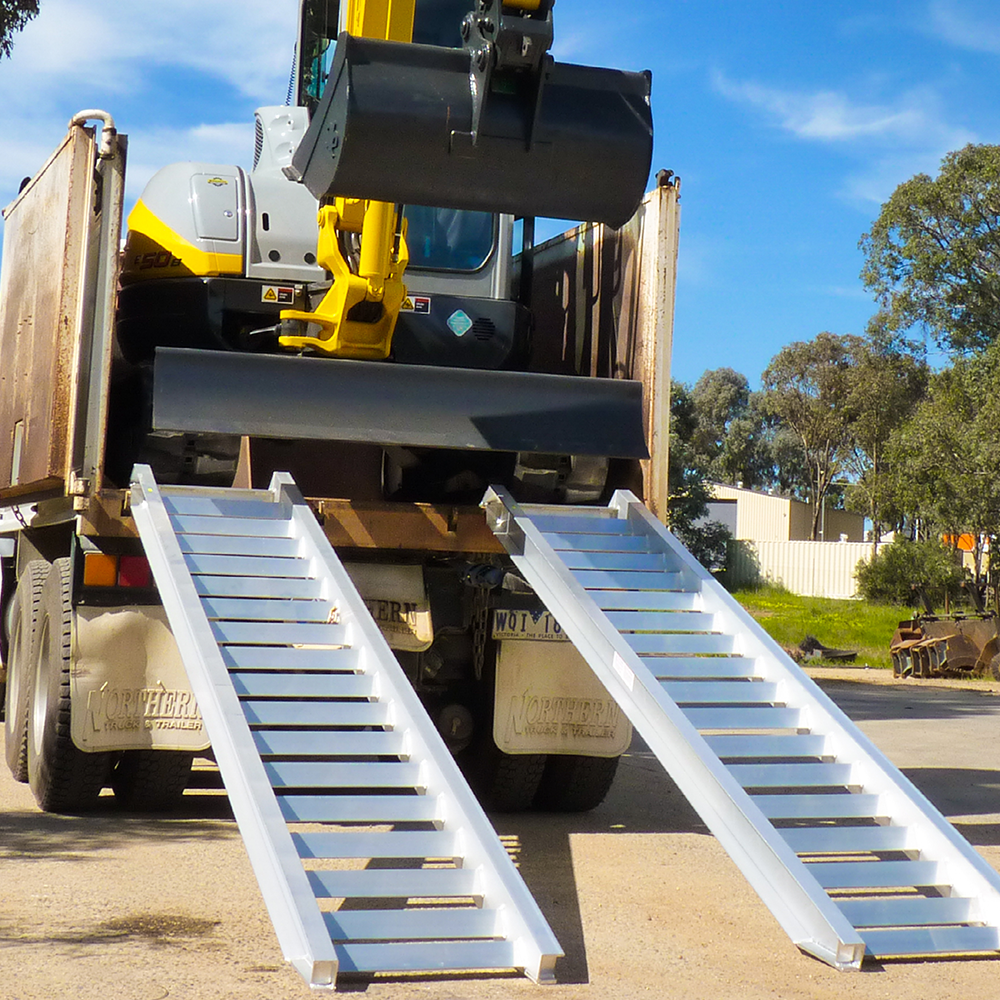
[
  {"xmin": 0, "ymin": 0, "xmax": 38, "ymax": 58},
  {"xmin": 760, "ymin": 332, "xmax": 862, "ymax": 539},
  {"xmin": 860, "ymin": 144, "xmax": 1000, "ymax": 354}
]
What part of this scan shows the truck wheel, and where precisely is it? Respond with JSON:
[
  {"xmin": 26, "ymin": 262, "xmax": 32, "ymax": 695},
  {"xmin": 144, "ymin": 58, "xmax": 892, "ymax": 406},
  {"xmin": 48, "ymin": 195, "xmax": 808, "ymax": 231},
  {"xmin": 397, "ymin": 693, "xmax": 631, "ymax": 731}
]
[
  {"xmin": 463, "ymin": 737, "xmax": 547, "ymax": 813},
  {"xmin": 112, "ymin": 750, "xmax": 193, "ymax": 811},
  {"xmin": 4, "ymin": 561, "xmax": 48, "ymax": 782},
  {"xmin": 534, "ymin": 754, "xmax": 620, "ymax": 812},
  {"xmin": 27, "ymin": 559, "xmax": 113, "ymax": 813}
]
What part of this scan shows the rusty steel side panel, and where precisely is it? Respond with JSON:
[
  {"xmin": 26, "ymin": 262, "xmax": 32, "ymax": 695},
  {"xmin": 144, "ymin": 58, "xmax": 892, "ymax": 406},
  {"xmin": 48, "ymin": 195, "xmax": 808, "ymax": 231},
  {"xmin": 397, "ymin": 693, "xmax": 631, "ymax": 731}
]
[
  {"xmin": 523, "ymin": 177, "xmax": 680, "ymax": 520},
  {"xmin": 0, "ymin": 127, "xmax": 96, "ymax": 502},
  {"xmin": 316, "ymin": 499, "xmax": 503, "ymax": 553}
]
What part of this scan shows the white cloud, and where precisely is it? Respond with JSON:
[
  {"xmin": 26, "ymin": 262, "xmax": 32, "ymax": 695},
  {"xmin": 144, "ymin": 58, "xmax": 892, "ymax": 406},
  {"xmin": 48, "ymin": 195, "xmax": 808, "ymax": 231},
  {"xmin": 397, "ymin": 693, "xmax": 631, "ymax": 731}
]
[
  {"xmin": 0, "ymin": 0, "xmax": 300, "ymax": 211},
  {"xmin": 712, "ymin": 71, "xmax": 971, "ymax": 148},
  {"xmin": 124, "ymin": 122, "xmax": 257, "ymax": 197},
  {"xmin": 4, "ymin": 0, "xmax": 298, "ymax": 103},
  {"xmin": 928, "ymin": 0, "xmax": 1000, "ymax": 55},
  {"xmin": 711, "ymin": 71, "xmax": 977, "ymax": 207}
]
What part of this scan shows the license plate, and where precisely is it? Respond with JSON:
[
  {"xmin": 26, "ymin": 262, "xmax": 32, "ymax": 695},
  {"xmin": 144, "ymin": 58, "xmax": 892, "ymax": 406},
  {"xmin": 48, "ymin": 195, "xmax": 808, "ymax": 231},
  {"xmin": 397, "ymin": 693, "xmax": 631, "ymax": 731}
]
[{"xmin": 492, "ymin": 609, "xmax": 568, "ymax": 641}]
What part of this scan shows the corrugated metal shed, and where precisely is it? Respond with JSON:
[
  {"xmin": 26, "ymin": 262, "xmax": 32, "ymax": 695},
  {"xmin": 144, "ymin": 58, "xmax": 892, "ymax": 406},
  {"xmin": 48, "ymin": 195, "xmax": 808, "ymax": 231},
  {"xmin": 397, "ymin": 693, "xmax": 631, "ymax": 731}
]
[{"xmin": 709, "ymin": 483, "xmax": 864, "ymax": 543}]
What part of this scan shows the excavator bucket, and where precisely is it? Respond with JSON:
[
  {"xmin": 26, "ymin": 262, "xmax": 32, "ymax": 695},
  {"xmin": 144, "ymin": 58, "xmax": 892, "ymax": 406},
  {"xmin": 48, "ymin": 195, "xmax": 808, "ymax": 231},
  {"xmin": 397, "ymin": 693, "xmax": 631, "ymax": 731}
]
[{"xmin": 286, "ymin": 32, "xmax": 654, "ymax": 228}]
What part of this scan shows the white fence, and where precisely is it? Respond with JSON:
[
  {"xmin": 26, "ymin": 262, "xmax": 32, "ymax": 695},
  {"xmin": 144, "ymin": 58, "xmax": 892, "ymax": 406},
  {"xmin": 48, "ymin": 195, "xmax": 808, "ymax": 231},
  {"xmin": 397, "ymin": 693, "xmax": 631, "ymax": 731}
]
[{"xmin": 728, "ymin": 540, "xmax": 884, "ymax": 600}]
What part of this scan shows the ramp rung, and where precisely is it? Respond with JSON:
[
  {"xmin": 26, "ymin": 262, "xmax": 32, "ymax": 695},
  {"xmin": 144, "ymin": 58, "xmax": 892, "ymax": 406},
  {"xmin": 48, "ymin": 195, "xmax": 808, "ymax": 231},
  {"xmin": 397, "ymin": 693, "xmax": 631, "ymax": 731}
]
[
  {"xmin": 255, "ymin": 730, "xmax": 405, "ymax": 757},
  {"xmin": 628, "ymin": 633, "xmax": 734, "ymax": 655},
  {"xmin": 560, "ymin": 551, "xmax": 674, "ymax": 572},
  {"xmin": 860, "ymin": 925, "xmax": 1000, "ymax": 956},
  {"xmin": 528, "ymin": 514, "xmax": 623, "ymax": 533},
  {"xmin": 664, "ymin": 680, "xmax": 779, "ymax": 704},
  {"xmin": 754, "ymin": 793, "xmax": 881, "ymax": 820},
  {"xmin": 609, "ymin": 610, "xmax": 714, "ymax": 631},
  {"xmin": 164, "ymin": 494, "xmax": 288, "ymax": 519},
  {"xmin": 781, "ymin": 825, "xmax": 910, "ymax": 854},
  {"xmin": 727, "ymin": 763, "xmax": 853, "ymax": 789},
  {"xmin": 194, "ymin": 574, "xmax": 323, "ymax": 599},
  {"xmin": 544, "ymin": 532, "xmax": 653, "ymax": 552},
  {"xmin": 244, "ymin": 703, "xmax": 388, "ymax": 727},
  {"xmin": 651, "ymin": 657, "xmax": 756, "ymax": 679},
  {"xmin": 178, "ymin": 534, "xmax": 299, "ymax": 557},
  {"xmin": 309, "ymin": 868, "xmax": 479, "ymax": 900},
  {"xmin": 202, "ymin": 597, "xmax": 333, "ymax": 622},
  {"xmin": 221, "ymin": 646, "xmax": 360, "ymax": 670},
  {"xmin": 807, "ymin": 860, "xmax": 940, "ymax": 890},
  {"xmin": 838, "ymin": 896, "xmax": 973, "ymax": 928},
  {"xmin": 294, "ymin": 830, "xmax": 458, "ymax": 861},
  {"xmin": 325, "ymin": 908, "xmax": 499, "ymax": 942},
  {"xmin": 233, "ymin": 672, "xmax": 373, "ymax": 698},
  {"xmin": 682, "ymin": 706, "xmax": 801, "ymax": 730},
  {"xmin": 212, "ymin": 620, "xmax": 347, "ymax": 645},
  {"xmin": 705, "ymin": 734, "xmax": 827, "ymax": 758},
  {"xmin": 577, "ymin": 569, "xmax": 688, "ymax": 591},
  {"xmin": 279, "ymin": 794, "xmax": 439, "ymax": 825},
  {"xmin": 267, "ymin": 761, "xmax": 421, "ymax": 789},
  {"xmin": 169, "ymin": 513, "xmax": 292, "ymax": 537},
  {"xmin": 185, "ymin": 552, "xmax": 312, "ymax": 578},
  {"xmin": 590, "ymin": 589, "xmax": 699, "ymax": 611},
  {"xmin": 334, "ymin": 939, "xmax": 517, "ymax": 974}
]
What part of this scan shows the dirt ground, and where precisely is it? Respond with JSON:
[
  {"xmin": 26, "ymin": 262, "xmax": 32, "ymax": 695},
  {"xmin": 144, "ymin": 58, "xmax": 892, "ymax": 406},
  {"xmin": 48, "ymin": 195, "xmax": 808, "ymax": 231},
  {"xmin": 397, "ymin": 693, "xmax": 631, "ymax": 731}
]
[{"xmin": 2, "ymin": 669, "xmax": 999, "ymax": 1000}]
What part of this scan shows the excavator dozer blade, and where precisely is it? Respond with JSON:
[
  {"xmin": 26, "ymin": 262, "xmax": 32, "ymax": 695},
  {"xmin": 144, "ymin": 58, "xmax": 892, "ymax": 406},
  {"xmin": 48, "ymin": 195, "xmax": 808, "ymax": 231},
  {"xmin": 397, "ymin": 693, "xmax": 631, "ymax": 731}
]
[
  {"xmin": 151, "ymin": 348, "xmax": 648, "ymax": 459},
  {"xmin": 286, "ymin": 34, "xmax": 653, "ymax": 229}
]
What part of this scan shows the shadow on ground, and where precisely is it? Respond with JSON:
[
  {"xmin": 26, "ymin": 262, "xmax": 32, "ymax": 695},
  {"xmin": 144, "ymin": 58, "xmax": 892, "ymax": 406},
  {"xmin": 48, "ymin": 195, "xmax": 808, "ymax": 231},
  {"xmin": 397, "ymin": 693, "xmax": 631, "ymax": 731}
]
[{"xmin": 818, "ymin": 678, "xmax": 1000, "ymax": 723}]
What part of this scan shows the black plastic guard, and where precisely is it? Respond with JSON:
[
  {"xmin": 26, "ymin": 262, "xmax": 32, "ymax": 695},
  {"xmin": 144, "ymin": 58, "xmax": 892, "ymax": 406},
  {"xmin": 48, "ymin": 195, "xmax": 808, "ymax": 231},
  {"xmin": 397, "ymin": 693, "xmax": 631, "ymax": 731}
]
[
  {"xmin": 151, "ymin": 348, "xmax": 649, "ymax": 459},
  {"xmin": 288, "ymin": 33, "xmax": 653, "ymax": 228}
]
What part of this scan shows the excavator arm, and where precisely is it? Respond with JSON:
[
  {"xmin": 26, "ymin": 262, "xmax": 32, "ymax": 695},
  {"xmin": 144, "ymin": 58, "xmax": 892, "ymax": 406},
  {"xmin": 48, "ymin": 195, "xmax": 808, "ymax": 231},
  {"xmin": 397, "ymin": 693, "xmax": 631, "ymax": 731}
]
[{"xmin": 277, "ymin": 0, "xmax": 417, "ymax": 359}]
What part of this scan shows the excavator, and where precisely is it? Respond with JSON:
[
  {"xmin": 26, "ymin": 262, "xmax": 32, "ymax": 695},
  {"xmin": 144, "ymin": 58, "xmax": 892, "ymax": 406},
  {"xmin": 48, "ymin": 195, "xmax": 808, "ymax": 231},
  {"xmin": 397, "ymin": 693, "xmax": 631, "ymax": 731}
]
[{"xmin": 112, "ymin": 0, "xmax": 655, "ymax": 498}]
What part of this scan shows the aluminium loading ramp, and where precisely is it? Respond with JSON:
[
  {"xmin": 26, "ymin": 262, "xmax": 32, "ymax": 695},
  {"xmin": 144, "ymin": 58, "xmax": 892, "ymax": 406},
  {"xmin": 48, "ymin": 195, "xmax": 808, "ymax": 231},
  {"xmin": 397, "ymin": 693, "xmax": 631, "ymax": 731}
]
[
  {"xmin": 129, "ymin": 466, "xmax": 561, "ymax": 990},
  {"xmin": 483, "ymin": 486, "xmax": 1000, "ymax": 970}
]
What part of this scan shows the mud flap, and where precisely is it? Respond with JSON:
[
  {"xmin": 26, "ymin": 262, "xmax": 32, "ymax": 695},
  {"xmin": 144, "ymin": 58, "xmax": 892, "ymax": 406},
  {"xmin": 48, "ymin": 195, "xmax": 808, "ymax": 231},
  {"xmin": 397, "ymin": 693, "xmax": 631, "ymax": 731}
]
[
  {"xmin": 287, "ymin": 33, "xmax": 653, "ymax": 228},
  {"xmin": 151, "ymin": 347, "xmax": 648, "ymax": 458}
]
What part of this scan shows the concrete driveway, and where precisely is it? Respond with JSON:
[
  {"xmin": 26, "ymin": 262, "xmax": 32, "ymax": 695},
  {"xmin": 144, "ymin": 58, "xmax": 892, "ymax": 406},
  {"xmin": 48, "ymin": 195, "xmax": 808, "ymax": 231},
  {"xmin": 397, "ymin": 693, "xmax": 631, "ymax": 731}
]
[{"xmin": 1, "ymin": 671, "xmax": 998, "ymax": 1000}]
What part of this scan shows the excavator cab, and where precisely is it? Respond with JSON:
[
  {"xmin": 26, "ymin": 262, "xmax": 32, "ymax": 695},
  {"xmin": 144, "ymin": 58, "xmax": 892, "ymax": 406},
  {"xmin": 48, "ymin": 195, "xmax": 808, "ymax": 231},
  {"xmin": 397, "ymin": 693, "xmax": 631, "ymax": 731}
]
[{"xmin": 289, "ymin": 0, "xmax": 654, "ymax": 227}]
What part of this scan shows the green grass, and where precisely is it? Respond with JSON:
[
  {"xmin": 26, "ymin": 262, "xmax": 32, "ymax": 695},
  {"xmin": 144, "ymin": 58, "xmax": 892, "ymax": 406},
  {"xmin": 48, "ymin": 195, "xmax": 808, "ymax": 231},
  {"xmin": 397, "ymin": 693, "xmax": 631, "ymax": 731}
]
[{"xmin": 731, "ymin": 586, "xmax": 911, "ymax": 670}]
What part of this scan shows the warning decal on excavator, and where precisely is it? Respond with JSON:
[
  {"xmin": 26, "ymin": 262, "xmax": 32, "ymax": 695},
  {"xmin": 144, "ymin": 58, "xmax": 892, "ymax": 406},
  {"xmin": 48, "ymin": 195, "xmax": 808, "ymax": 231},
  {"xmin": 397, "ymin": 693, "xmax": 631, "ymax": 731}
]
[
  {"xmin": 262, "ymin": 285, "xmax": 295, "ymax": 304},
  {"xmin": 400, "ymin": 294, "xmax": 431, "ymax": 313}
]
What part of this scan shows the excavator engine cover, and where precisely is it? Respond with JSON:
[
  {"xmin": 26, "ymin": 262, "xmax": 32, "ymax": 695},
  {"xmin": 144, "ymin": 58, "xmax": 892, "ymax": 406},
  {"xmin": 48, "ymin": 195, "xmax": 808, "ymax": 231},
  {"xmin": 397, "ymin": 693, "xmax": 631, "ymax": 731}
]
[{"xmin": 287, "ymin": 33, "xmax": 654, "ymax": 228}]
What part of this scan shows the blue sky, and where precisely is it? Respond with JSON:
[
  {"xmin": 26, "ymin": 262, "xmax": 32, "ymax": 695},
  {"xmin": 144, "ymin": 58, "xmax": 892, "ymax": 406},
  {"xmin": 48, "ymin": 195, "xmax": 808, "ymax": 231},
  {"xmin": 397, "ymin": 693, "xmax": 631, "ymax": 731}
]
[{"xmin": 2, "ymin": 1, "xmax": 998, "ymax": 387}]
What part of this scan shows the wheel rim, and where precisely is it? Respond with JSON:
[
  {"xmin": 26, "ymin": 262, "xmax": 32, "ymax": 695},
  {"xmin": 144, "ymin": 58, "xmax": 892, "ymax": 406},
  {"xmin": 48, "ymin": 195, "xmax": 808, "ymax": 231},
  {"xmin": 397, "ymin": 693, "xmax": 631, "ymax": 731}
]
[
  {"xmin": 30, "ymin": 616, "xmax": 50, "ymax": 761},
  {"xmin": 4, "ymin": 617, "xmax": 21, "ymax": 729}
]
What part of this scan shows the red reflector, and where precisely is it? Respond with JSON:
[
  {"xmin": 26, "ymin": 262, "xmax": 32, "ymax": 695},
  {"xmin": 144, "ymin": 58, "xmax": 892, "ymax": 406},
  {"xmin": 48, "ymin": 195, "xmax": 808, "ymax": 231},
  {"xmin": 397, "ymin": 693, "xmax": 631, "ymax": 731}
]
[{"xmin": 118, "ymin": 555, "xmax": 152, "ymax": 589}]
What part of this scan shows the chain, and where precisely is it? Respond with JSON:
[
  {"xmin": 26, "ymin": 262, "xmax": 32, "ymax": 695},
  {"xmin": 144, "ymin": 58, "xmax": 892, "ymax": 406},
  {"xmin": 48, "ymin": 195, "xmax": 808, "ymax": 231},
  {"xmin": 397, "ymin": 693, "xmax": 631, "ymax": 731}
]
[{"xmin": 472, "ymin": 582, "xmax": 491, "ymax": 682}]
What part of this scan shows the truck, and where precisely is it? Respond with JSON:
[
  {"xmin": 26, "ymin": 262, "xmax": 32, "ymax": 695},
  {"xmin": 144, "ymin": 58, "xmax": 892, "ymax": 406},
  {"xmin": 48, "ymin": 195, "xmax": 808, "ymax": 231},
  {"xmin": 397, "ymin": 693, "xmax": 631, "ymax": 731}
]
[
  {"xmin": 4, "ymin": 1, "xmax": 1000, "ymax": 990},
  {"xmin": 1, "ymin": 0, "xmax": 667, "ymax": 815}
]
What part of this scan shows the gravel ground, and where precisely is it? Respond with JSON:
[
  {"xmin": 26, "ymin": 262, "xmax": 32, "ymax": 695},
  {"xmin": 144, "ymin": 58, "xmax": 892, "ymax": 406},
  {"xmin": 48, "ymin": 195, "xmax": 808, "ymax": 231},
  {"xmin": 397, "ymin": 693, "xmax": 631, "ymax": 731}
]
[{"xmin": 2, "ymin": 671, "xmax": 999, "ymax": 1000}]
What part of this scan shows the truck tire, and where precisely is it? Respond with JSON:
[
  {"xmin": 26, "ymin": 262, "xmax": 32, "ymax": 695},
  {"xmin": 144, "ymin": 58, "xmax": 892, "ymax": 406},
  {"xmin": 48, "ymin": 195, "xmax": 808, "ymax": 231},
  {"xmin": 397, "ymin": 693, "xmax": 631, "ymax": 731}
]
[
  {"xmin": 27, "ymin": 559, "xmax": 113, "ymax": 813},
  {"xmin": 463, "ymin": 736, "xmax": 547, "ymax": 813},
  {"xmin": 534, "ymin": 754, "xmax": 620, "ymax": 812},
  {"xmin": 112, "ymin": 750, "xmax": 194, "ymax": 811},
  {"xmin": 4, "ymin": 560, "xmax": 48, "ymax": 782}
]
